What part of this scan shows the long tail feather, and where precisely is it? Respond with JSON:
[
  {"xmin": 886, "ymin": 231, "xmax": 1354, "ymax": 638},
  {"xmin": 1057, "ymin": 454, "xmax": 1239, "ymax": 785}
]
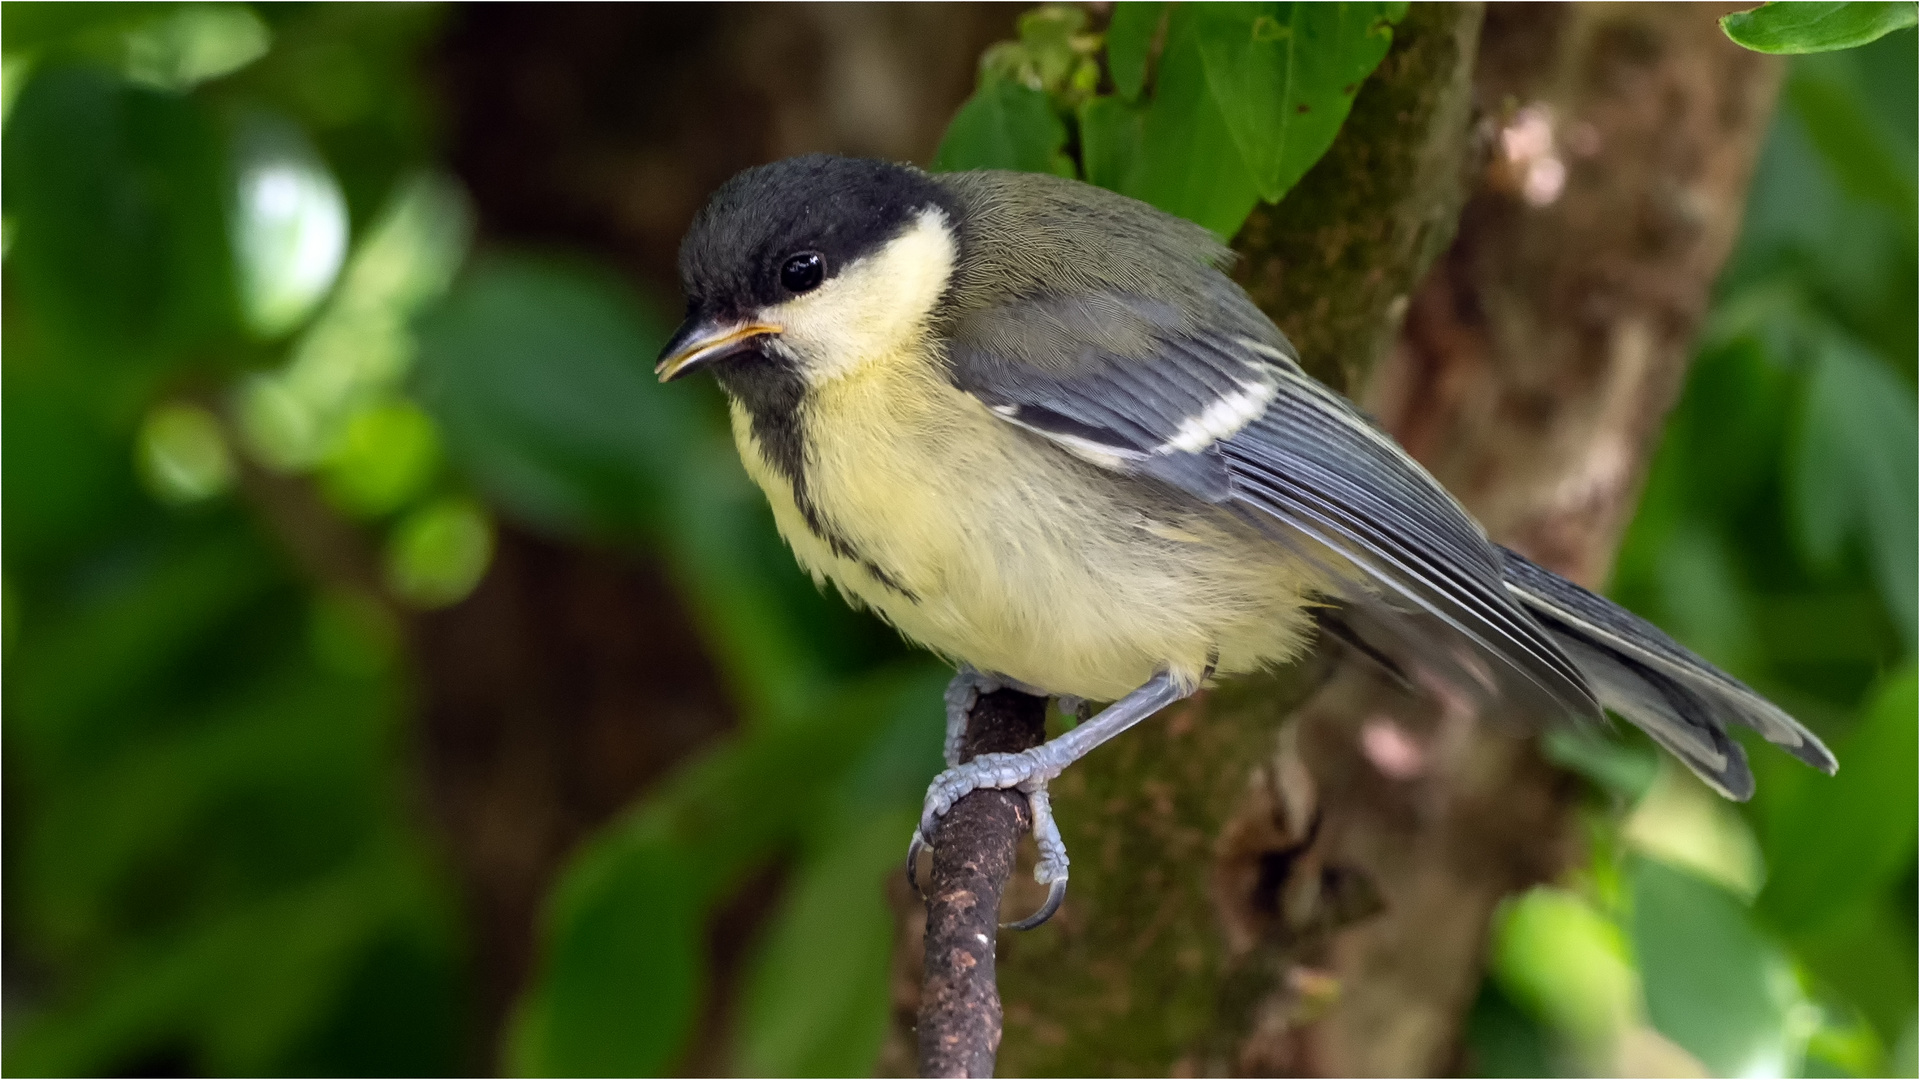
[{"xmin": 1496, "ymin": 546, "xmax": 1836, "ymax": 800}]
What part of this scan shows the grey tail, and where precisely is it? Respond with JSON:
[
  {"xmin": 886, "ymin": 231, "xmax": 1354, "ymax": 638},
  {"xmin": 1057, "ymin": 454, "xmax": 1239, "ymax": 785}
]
[{"xmin": 1497, "ymin": 547, "xmax": 1836, "ymax": 800}]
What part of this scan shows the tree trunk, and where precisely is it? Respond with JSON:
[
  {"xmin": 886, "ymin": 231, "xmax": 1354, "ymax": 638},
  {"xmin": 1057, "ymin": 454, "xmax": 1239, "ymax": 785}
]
[
  {"xmin": 966, "ymin": 5, "xmax": 1783, "ymax": 1075},
  {"xmin": 1372, "ymin": 2, "xmax": 1785, "ymax": 588}
]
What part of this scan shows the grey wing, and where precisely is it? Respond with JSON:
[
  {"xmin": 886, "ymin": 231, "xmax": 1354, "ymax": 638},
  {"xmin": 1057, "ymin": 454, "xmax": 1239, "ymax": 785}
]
[{"xmin": 944, "ymin": 290, "xmax": 1602, "ymax": 725}]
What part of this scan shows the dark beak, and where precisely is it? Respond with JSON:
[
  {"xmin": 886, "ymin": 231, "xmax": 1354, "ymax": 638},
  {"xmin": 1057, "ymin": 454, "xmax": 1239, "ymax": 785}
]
[{"xmin": 654, "ymin": 315, "xmax": 782, "ymax": 383}]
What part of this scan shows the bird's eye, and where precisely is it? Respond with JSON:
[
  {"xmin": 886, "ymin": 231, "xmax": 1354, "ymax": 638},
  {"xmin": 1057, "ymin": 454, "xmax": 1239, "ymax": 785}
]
[{"xmin": 780, "ymin": 251, "xmax": 825, "ymax": 294}]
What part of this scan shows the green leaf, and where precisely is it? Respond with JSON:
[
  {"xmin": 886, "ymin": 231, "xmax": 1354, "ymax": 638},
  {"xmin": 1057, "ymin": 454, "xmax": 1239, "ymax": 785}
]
[
  {"xmin": 1119, "ymin": 10, "xmax": 1263, "ymax": 237},
  {"xmin": 2, "ymin": 64, "xmax": 238, "ymax": 371},
  {"xmin": 1185, "ymin": 2, "xmax": 1403, "ymax": 202},
  {"xmin": 0, "ymin": 3, "xmax": 160, "ymax": 56},
  {"xmin": 510, "ymin": 666, "xmax": 947, "ymax": 1077},
  {"xmin": 1105, "ymin": 2, "xmax": 1167, "ymax": 100},
  {"xmin": 1490, "ymin": 887, "xmax": 1638, "ymax": 1047},
  {"xmin": 1542, "ymin": 728, "xmax": 1658, "ymax": 802},
  {"xmin": 1077, "ymin": 94, "xmax": 1148, "ymax": 192},
  {"xmin": 1786, "ymin": 894, "xmax": 1919, "ymax": 1050},
  {"xmin": 990, "ymin": 6, "xmax": 1097, "ymax": 100},
  {"xmin": 1462, "ymin": 981, "xmax": 1556, "ymax": 1079},
  {"xmin": 1788, "ymin": 56, "xmax": 1920, "ymax": 225},
  {"xmin": 318, "ymin": 400, "xmax": 443, "ymax": 519},
  {"xmin": 1649, "ymin": 522, "xmax": 1762, "ymax": 673},
  {"xmin": 237, "ymin": 173, "xmax": 471, "ymax": 471},
  {"xmin": 1788, "ymin": 335, "xmax": 1918, "ymax": 642},
  {"xmin": 137, "ymin": 401, "xmax": 236, "ymax": 504},
  {"xmin": 382, "ymin": 495, "xmax": 492, "ymax": 609},
  {"xmin": 7, "ymin": 531, "xmax": 277, "ymax": 755},
  {"xmin": 27, "ymin": 667, "xmax": 388, "ymax": 942},
  {"xmin": 1095, "ymin": 2, "xmax": 1404, "ymax": 236},
  {"xmin": 1630, "ymin": 857, "xmax": 1811, "ymax": 1078},
  {"xmin": 932, "ymin": 77, "xmax": 1075, "ymax": 176},
  {"xmin": 413, "ymin": 255, "xmax": 688, "ymax": 537},
  {"xmin": 121, "ymin": 3, "xmax": 271, "ymax": 91},
  {"xmin": 1623, "ymin": 764, "xmax": 1766, "ymax": 901},
  {"xmin": 1722, "ymin": 2, "xmax": 1918, "ymax": 54},
  {"xmin": 1760, "ymin": 666, "xmax": 1919, "ymax": 935},
  {"xmin": 6, "ymin": 588, "xmax": 450, "ymax": 1080},
  {"xmin": 7, "ymin": 837, "xmax": 443, "ymax": 1077},
  {"xmin": 229, "ymin": 112, "xmax": 349, "ymax": 339},
  {"xmin": 511, "ymin": 844, "xmax": 707, "ymax": 1078},
  {"xmin": 732, "ymin": 810, "xmax": 913, "ymax": 1077},
  {"xmin": 728, "ymin": 668, "xmax": 945, "ymax": 1075}
]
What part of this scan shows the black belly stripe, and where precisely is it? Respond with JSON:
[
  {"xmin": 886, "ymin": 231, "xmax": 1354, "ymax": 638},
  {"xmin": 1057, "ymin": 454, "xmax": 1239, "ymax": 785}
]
[{"xmin": 715, "ymin": 353, "xmax": 920, "ymax": 603}]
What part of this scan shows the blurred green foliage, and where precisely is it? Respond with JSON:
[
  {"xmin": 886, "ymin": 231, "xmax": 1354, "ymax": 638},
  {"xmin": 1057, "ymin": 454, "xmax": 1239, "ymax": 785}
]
[
  {"xmin": 4, "ymin": 5, "xmax": 951, "ymax": 1075},
  {"xmin": 1474, "ymin": 27, "xmax": 1919, "ymax": 1079},
  {"xmin": 3, "ymin": 3, "xmax": 1912, "ymax": 1079},
  {"xmin": 3, "ymin": 5, "xmax": 471, "ymax": 1074}
]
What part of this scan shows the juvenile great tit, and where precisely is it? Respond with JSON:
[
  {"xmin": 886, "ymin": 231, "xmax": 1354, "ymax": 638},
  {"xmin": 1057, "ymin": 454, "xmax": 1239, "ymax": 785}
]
[{"xmin": 657, "ymin": 154, "xmax": 1836, "ymax": 928}]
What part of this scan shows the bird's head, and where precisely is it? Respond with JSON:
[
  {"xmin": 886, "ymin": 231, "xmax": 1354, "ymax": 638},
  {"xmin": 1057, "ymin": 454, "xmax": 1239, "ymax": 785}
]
[{"xmin": 656, "ymin": 154, "xmax": 961, "ymax": 389}]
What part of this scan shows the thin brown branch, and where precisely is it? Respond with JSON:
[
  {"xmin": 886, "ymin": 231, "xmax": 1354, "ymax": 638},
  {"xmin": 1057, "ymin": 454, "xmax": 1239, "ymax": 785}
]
[{"xmin": 915, "ymin": 688, "xmax": 1050, "ymax": 1079}]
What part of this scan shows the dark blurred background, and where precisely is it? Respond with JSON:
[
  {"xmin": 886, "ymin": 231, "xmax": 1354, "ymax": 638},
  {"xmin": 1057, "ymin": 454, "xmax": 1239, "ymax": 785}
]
[{"xmin": 2, "ymin": 3, "xmax": 1912, "ymax": 1076}]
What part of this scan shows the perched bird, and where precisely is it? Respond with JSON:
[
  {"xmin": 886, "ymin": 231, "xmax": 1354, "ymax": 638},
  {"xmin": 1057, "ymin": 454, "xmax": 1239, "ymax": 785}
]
[{"xmin": 657, "ymin": 154, "xmax": 1836, "ymax": 928}]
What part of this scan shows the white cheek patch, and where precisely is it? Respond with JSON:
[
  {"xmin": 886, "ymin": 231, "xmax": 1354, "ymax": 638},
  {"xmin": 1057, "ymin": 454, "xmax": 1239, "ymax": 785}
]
[{"xmin": 765, "ymin": 207, "xmax": 958, "ymax": 384}]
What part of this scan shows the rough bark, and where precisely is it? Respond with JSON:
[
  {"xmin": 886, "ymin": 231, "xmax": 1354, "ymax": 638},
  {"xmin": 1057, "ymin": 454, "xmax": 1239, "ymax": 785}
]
[
  {"xmin": 971, "ymin": 5, "xmax": 1785, "ymax": 1076},
  {"xmin": 970, "ymin": 7, "xmax": 1494, "ymax": 1074},
  {"xmin": 1370, "ymin": 3, "xmax": 1785, "ymax": 588},
  {"xmin": 1233, "ymin": 3, "xmax": 1486, "ymax": 396},
  {"xmin": 1289, "ymin": 13, "xmax": 1783, "ymax": 1072},
  {"xmin": 916, "ymin": 690, "xmax": 1051, "ymax": 1079}
]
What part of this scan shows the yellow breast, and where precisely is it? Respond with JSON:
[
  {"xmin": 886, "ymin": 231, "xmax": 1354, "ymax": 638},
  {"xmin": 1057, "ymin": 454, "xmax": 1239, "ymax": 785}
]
[{"xmin": 728, "ymin": 352, "xmax": 1324, "ymax": 702}]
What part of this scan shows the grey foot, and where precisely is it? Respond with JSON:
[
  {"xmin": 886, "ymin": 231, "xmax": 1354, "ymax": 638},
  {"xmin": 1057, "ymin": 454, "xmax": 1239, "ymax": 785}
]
[
  {"xmin": 905, "ymin": 759, "xmax": 1069, "ymax": 930},
  {"xmin": 918, "ymin": 748, "xmax": 1066, "ymax": 838},
  {"xmin": 905, "ymin": 725, "xmax": 1101, "ymax": 931},
  {"xmin": 912, "ymin": 667, "xmax": 1190, "ymax": 930},
  {"xmin": 1005, "ymin": 782, "xmax": 1069, "ymax": 929},
  {"xmin": 920, "ymin": 667, "xmax": 1072, "ymax": 927},
  {"xmin": 943, "ymin": 665, "xmax": 1003, "ymax": 769}
]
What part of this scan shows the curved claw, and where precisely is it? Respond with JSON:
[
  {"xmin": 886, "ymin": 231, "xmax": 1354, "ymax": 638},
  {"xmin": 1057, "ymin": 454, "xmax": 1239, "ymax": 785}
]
[
  {"xmin": 1003, "ymin": 877, "xmax": 1068, "ymax": 931},
  {"xmin": 905, "ymin": 829, "xmax": 927, "ymax": 899}
]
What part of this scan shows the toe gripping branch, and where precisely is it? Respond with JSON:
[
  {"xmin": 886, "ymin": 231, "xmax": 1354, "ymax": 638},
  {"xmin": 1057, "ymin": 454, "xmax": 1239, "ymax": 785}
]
[
  {"xmin": 911, "ymin": 667, "xmax": 1064, "ymax": 929},
  {"xmin": 910, "ymin": 666, "xmax": 1196, "ymax": 931},
  {"xmin": 906, "ymin": 782, "xmax": 1067, "ymax": 930},
  {"xmin": 906, "ymin": 664, "xmax": 1059, "ymax": 926}
]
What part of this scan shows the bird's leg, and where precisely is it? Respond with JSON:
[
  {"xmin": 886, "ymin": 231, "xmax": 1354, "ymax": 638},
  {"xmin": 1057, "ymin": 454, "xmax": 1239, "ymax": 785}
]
[
  {"xmin": 941, "ymin": 664, "xmax": 1004, "ymax": 768},
  {"xmin": 909, "ymin": 668, "xmax": 1194, "ymax": 928},
  {"xmin": 909, "ymin": 664, "xmax": 1038, "ymax": 898}
]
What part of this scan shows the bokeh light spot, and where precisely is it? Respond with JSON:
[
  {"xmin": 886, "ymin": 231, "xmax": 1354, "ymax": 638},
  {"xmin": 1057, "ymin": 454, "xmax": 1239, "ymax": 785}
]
[
  {"xmin": 138, "ymin": 402, "xmax": 235, "ymax": 504},
  {"xmin": 231, "ymin": 118, "xmax": 349, "ymax": 339},
  {"xmin": 385, "ymin": 496, "xmax": 493, "ymax": 609},
  {"xmin": 322, "ymin": 400, "xmax": 443, "ymax": 519}
]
